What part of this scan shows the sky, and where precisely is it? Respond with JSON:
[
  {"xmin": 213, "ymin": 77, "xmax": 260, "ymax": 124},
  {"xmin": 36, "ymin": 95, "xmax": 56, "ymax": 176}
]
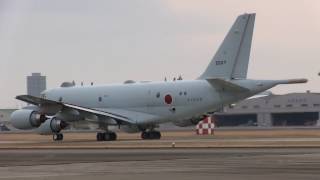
[{"xmin": 0, "ymin": 0, "xmax": 319, "ymax": 108}]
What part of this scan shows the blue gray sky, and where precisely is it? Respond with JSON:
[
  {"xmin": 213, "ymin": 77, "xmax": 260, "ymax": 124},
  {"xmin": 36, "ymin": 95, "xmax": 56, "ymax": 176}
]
[{"xmin": 0, "ymin": 0, "xmax": 319, "ymax": 108}]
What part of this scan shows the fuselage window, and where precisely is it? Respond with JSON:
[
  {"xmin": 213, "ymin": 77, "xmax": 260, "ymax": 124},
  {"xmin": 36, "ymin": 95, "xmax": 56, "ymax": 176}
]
[
  {"xmin": 184, "ymin": 92, "xmax": 187, "ymax": 96},
  {"xmin": 179, "ymin": 92, "xmax": 182, "ymax": 96},
  {"xmin": 98, "ymin": 97, "xmax": 102, "ymax": 102},
  {"xmin": 156, "ymin": 92, "xmax": 160, "ymax": 98},
  {"xmin": 59, "ymin": 97, "xmax": 63, "ymax": 102}
]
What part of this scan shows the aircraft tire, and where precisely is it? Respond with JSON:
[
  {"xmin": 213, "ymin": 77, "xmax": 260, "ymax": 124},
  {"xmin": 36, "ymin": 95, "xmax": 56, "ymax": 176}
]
[
  {"xmin": 53, "ymin": 133, "xmax": 63, "ymax": 141},
  {"xmin": 141, "ymin": 131, "xmax": 149, "ymax": 139},
  {"xmin": 97, "ymin": 132, "xmax": 117, "ymax": 141},
  {"xmin": 141, "ymin": 131, "xmax": 161, "ymax": 140},
  {"xmin": 109, "ymin": 132, "xmax": 117, "ymax": 141},
  {"xmin": 96, "ymin": 132, "xmax": 105, "ymax": 141}
]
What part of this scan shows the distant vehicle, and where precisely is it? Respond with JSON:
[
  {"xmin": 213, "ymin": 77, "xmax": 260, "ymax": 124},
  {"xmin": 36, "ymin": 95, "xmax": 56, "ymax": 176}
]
[{"xmin": 11, "ymin": 13, "xmax": 307, "ymax": 141}]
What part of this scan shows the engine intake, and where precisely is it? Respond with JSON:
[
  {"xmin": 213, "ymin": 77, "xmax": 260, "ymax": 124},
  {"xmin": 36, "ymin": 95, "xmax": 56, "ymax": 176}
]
[{"xmin": 11, "ymin": 109, "xmax": 46, "ymax": 130}]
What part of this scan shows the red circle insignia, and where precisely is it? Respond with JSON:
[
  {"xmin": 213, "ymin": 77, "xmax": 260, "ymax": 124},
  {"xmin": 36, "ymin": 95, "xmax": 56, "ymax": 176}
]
[{"xmin": 164, "ymin": 94, "xmax": 173, "ymax": 104}]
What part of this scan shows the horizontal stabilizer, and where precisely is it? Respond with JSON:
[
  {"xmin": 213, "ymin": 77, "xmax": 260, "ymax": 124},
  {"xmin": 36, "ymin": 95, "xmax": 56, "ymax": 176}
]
[
  {"xmin": 277, "ymin": 79, "xmax": 308, "ymax": 84},
  {"xmin": 206, "ymin": 78, "xmax": 249, "ymax": 92}
]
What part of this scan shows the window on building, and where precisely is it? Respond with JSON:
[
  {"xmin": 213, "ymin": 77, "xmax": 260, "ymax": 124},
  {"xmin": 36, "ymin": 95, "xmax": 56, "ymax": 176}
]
[
  {"xmin": 242, "ymin": 106, "xmax": 248, "ymax": 109},
  {"xmin": 301, "ymin": 104, "xmax": 308, "ymax": 107},
  {"xmin": 286, "ymin": 104, "xmax": 293, "ymax": 108},
  {"xmin": 274, "ymin": 105, "xmax": 281, "ymax": 108},
  {"xmin": 313, "ymin": 104, "xmax": 320, "ymax": 107}
]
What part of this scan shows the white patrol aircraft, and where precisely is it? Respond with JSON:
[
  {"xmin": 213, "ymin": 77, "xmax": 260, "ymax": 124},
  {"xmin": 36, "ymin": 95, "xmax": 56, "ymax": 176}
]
[{"xmin": 11, "ymin": 13, "xmax": 307, "ymax": 141}]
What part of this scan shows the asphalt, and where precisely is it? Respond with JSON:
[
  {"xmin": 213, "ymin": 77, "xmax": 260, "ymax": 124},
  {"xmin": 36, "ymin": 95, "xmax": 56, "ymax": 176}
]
[
  {"xmin": 1, "ymin": 130, "xmax": 320, "ymax": 180},
  {"xmin": 1, "ymin": 148, "xmax": 320, "ymax": 180}
]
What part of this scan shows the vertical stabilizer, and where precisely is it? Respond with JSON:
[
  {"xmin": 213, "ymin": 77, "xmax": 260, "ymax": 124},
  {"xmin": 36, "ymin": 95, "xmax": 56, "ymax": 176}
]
[{"xmin": 199, "ymin": 13, "xmax": 255, "ymax": 79}]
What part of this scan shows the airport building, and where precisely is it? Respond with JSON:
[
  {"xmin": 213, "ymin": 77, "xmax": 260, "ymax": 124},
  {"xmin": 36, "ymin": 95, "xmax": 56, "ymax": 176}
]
[
  {"xmin": 214, "ymin": 92, "xmax": 320, "ymax": 127},
  {"xmin": 27, "ymin": 73, "xmax": 46, "ymax": 97}
]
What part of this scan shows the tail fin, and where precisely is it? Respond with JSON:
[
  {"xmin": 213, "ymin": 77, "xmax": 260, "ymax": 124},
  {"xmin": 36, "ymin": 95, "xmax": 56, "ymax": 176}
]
[{"xmin": 199, "ymin": 13, "xmax": 255, "ymax": 79}]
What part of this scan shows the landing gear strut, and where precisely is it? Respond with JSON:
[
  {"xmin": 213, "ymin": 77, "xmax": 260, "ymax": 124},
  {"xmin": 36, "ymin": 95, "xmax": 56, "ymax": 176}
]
[
  {"xmin": 53, "ymin": 133, "xmax": 63, "ymax": 141},
  {"xmin": 96, "ymin": 132, "xmax": 117, "ymax": 141},
  {"xmin": 141, "ymin": 131, "xmax": 161, "ymax": 140}
]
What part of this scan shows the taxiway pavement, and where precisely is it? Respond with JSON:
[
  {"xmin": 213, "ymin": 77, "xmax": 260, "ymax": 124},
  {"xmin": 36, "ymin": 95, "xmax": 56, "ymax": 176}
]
[
  {"xmin": 1, "ymin": 148, "xmax": 320, "ymax": 180},
  {"xmin": 1, "ymin": 129, "xmax": 320, "ymax": 179}
]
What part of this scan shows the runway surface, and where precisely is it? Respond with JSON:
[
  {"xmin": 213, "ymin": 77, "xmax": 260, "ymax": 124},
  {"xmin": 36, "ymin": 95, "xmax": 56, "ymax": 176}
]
[
  {"xmin": 2, "ymin": 129, "xmax": 320, "ymax": 148},
  {"xmin": 1, "ymin": 129, "xmax": 320, "ymax": 179},
  {"xmin": 1, "ymin": 148, "xmax": 320, "ymax": 180}
]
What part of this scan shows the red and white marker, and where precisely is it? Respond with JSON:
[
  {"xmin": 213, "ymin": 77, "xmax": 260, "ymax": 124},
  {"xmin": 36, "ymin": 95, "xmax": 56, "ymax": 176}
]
[{"xmin": 196, "ymin": 116, "xmax": 215, "ymax": 135}]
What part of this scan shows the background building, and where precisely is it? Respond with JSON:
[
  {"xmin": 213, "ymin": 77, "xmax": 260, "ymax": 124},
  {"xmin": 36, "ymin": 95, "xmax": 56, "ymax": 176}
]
[
  {"xmin": 215, "ymin": 92, "xmax": 320, "ymax": 127},
  {"xmin": 27, "ymin": 73, "xmax": 46, "ymax": 97}
]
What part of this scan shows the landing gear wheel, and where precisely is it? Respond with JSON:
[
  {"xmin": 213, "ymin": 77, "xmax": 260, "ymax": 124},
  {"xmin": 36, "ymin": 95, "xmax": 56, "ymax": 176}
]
[
  {"xmin": 141, "ymin": 131, "xmax": 149, "ymax": 139},
  {"xmin": 96, "ymin": 132, "xmax": 105, "ymax": 141},
  {"xmin": 53, "ymin": 133, "xmax": 63, "ymax": 141},
  {"xmin": 109, "ymin": 132, "xmax": 117, "ymax": 141},
  {"xmin": 141, "ymin": 131, "xmax": 161, "ymax": 140},
  {"xmin": 96, "ymin": 132, "xmax": 117, "ymax": 141}
]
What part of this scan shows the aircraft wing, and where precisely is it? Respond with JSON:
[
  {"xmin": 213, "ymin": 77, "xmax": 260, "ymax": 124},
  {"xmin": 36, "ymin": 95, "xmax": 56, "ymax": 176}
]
[
  {"xmin": 16, "ymin": 95, "xmax": 136, "ymax": 124},
  {"xmin": 16, "ymin": 95, "xmax": 59, "ymax": 106}
]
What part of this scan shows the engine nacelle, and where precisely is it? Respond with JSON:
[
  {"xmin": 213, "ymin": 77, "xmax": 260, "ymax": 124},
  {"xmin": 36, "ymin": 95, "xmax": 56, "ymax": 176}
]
[
  {"xmin": 37, "ymin": 117, "xmax": 68, "ymax": 135},
  {"xmin": 173, "ymin": 116, "xmax": 207, "ymax": 127},
  {"xmin": 11, "ymin": 109, "xmax": 46, "ymax": 130}
]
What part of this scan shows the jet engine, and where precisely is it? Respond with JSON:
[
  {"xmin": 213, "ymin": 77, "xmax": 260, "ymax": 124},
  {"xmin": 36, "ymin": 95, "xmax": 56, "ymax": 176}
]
[
  {"xmin": 11, "ymin": 109, "xmax": 46, "ymax": 130},
  {"xmin": 37, "ymin": 117, "xmax": 68, "ymax": 135},
  {"xmin": 173, "ymin": 116, "xmax": 207, "ymax": 127}
]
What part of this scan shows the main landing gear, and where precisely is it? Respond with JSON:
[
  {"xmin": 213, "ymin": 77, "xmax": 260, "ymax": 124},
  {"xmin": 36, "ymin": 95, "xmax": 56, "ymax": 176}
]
[
  {"xmin": 96, "ymin": 132, "xmax": 117, "ymax": 141},
  {"xmin": 53, "ymin": 133, "xmax": 63, "ymax": 141},
  {"xmin": 141, "ymin": 131, "xmax": 161, "ymax": 140}
]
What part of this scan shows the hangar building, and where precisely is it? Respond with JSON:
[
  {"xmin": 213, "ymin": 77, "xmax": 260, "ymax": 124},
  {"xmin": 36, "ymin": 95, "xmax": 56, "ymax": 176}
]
[{"xmin": 214, "ymin": 92, "xmax": 320, "ymax": 127}]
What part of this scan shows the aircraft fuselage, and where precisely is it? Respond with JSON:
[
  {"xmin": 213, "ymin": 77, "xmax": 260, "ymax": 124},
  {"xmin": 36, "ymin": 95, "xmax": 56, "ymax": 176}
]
[{"xmin": 43, "ymin": 80, "xmax": 231, "ymax": 124}]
